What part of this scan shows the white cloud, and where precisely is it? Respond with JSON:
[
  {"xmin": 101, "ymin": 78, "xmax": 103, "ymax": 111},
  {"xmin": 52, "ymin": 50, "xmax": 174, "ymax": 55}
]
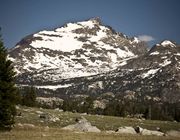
[{"xmin": 138, "ymin": 35, "xmax": 155, "ymax": 42}]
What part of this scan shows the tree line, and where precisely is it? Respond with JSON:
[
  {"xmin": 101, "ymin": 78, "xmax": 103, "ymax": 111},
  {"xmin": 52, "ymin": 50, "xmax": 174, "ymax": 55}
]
[{"xmin": 59, "ymin": 98, "xmax": 180, "ymax": 122}]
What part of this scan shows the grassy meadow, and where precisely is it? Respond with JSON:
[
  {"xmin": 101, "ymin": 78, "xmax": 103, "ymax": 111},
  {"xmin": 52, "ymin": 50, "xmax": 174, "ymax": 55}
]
[{"xmin": 0, "ymin": 106, "xmax": 179, "ymax": 140}]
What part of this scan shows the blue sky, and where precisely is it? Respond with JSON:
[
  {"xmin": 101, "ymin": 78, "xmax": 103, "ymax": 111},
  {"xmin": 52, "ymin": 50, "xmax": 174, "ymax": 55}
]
[{"xmin": 0, "ymin": 0, "xmax": 180, "ymax": 48}]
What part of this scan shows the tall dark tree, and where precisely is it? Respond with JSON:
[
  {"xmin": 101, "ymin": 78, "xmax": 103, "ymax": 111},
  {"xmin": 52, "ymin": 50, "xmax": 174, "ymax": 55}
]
[{"xmin": 0, "ymin": 34, "xmax": 19, "ymax": 130}]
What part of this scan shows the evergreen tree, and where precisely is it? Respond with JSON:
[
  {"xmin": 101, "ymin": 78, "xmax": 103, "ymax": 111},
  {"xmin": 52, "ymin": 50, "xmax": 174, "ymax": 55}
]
[
  {"xmin": 22, "ymin": 86, "xmax": 36, "ymax": 107},
  {"xmin": 0, "ymin": 34, "xmax": 19, "ymax": 130}
]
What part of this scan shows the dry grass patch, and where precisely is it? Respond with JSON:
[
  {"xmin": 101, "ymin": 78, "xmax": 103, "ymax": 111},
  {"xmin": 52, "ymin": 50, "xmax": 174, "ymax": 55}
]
[{"xmin": 0, "ymin": 127, "xmax": 178, "ymax": 140}]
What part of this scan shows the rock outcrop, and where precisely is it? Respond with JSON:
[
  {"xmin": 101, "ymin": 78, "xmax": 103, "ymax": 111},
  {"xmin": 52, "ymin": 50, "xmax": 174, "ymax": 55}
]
[{"xmin": 62, "ymin": 117, "xmax": 101, "ymax": 132}]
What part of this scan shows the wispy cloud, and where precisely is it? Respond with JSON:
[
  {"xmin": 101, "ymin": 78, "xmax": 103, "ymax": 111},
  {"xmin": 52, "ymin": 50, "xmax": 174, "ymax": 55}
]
[{"xmin": 138, "ymin": 35, "xmax": 155, "ymax": 42}]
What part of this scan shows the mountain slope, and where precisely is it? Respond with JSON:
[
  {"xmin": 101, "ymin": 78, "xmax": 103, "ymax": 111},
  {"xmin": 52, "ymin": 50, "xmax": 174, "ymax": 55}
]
[{"xmin": 30, "ymin": 40, "xmax": 179, "ymax": 103}]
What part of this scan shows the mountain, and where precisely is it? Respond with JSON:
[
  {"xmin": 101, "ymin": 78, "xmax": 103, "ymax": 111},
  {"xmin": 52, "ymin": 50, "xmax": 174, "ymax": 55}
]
[
  {"xmin": 8, "ymin": 18, "xmax": 180, "ymax": 104},
  {"xmin": 9, "ymin": 17, "xmax": 147, "ymax": 84},
  {"xmin": 107, "ymin": 40, "xmax": 180, "ymax": 103}
]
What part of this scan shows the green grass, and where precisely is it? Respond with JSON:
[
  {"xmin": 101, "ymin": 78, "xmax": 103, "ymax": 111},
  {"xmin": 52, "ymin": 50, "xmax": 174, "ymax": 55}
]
[
  {"xmin": 0, "ymin": 106, "xmax": 179, "ymax": 140},
  {"xmin": 85, "ymin": 115, "xmax": 180, "ymax": 132},
  {"xmin": 15, "ymin": 106, "xmax": 180, "ymax": 132}
]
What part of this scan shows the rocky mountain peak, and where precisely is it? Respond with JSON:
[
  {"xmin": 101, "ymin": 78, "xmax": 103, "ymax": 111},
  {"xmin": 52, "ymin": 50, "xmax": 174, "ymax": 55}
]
[
  {"xmin": 160, "ymin": 40, "xmax": 176, "ymax": 47},
  {"xmin": 148, "ymin": 40, "xmax": 179, "ymax": 56},
  {"xmin": 88, "ymin": 17, "xmax": 102, "ymax": 25}
]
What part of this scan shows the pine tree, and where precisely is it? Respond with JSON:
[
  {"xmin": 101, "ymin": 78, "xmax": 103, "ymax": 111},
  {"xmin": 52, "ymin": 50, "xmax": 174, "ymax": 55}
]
[{"xmin": 0, "ymin": 34, "xmax": 19, "ymax": 130}]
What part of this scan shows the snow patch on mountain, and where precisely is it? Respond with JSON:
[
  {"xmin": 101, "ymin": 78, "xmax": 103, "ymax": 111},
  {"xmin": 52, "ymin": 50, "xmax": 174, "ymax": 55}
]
[
  {"xmin": 35, "ymin": 84, "xmax": 72, "ymax": 90},
  {"xmin": 159, "ymin": 59, "xmax": 171, "ymax": 67},
  {"xmin": 30, "ymin": 20, "xmax": 109, "ymax": 52},
  {"xmin": 30, "ymin": 31, "xmax": 84, "ymax": 52},
  {"xmin": 130, "ymin": 37, "xmax": 140, "ymax": 44},
  {"xmin": 150, "ymin": 51, "xmax": 159, "ymax": 55},
  {"xmin": 116, "ymin": 48, "xmax": 134, "ymax": 58},
  {"xmin": 78, "ymin": 20, "xmax": 95, "ymax": 28},
  {"xmin": 142, "ymin": 68, "xmax": 159, "ymax": 78},
  {"xmin": 175, "ymin": 53, "xmax": 180, "ymax": 56}
]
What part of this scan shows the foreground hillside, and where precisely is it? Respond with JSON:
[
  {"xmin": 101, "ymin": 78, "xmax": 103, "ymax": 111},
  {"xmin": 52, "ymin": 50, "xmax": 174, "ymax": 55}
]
[{"xmin": 0, "ymin": 106, "xmax": 180, "ymax": 140}]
